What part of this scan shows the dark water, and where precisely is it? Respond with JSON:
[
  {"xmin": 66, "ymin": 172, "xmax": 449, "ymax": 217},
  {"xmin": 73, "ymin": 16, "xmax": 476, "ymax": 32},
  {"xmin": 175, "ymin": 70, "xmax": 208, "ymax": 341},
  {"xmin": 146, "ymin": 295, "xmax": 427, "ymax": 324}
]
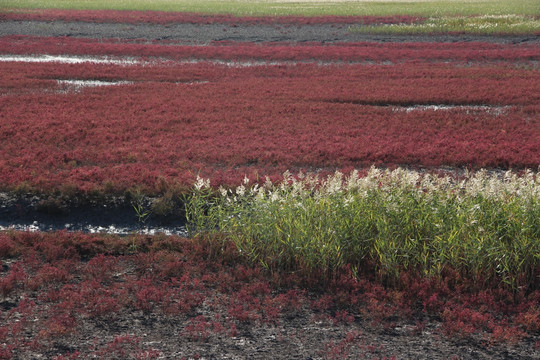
[{"xmin": 0, "ymin": 193, "xmax": 188, "ymax": 236}]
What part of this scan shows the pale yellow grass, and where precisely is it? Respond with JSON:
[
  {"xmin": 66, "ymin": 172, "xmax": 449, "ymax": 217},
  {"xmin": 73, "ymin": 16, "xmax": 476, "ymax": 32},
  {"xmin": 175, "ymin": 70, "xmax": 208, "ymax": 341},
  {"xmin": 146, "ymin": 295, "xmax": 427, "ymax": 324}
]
[{"xmin": 1, "ymin": 0, "xmax": 538, "ymax": 16}]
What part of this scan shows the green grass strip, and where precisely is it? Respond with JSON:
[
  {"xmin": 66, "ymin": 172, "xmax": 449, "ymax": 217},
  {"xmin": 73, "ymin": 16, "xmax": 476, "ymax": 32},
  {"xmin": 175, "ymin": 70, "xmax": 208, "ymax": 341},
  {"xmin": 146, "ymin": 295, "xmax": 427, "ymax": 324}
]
[
  {"xmin": 1, "ymin": 0, "xmax": 539, "ymax": 17},
  {"xmin": 185, "ymin": 168, "xmax": 540, "ymax": 289},
  {"xmin": 349, "ymin": 15, "xmax": 540, "ymax": 35}
]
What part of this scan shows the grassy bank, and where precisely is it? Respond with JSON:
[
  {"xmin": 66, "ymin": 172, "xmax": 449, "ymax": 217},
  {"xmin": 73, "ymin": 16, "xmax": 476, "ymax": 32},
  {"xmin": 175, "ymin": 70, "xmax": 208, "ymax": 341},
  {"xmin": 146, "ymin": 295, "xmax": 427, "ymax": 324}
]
[
  {"xmin": 350, "ymin": 14, "xmax": 540, "ymax": 35},
  {"xmin": 1, "ymin": 0, "xmax": 539, "ymax": 17},
  {"xmin": 186, "ymin": 168, "xmax": 540, "ymax": 290}
]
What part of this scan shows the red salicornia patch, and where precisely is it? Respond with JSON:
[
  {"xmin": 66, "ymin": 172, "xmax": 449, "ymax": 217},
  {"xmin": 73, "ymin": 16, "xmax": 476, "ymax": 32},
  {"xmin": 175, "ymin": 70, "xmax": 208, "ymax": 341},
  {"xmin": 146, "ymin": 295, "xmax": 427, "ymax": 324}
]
[
  {"xmin": 0, "ymin": 46, "xmax": 538, "ymax": 193},
  {"xmin": 1, "ymin": 35, "xmax": 538, "ymax": 63},
  {"xmin": 0, "ymin": 9, "xmax": 424, "ymax": 26},
  {"xmin": 0, "ymin": 231, "xmax": 538, "ymax": 358}
]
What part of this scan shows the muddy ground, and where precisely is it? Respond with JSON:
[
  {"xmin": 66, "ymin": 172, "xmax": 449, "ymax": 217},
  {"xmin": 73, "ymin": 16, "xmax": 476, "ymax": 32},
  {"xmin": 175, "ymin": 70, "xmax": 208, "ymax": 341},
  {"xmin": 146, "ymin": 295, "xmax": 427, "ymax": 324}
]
[{"xmin": 1, "ymin": 20, "xmax": 538, "ymax": 44}]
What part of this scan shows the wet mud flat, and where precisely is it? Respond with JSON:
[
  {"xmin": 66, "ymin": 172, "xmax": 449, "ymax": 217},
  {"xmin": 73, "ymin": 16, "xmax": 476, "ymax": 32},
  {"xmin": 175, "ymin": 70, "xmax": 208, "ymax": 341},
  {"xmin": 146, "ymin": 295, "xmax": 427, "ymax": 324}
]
[{"xmin": 1, "ymin": 19, "xmax": 539, "ymax": 44}]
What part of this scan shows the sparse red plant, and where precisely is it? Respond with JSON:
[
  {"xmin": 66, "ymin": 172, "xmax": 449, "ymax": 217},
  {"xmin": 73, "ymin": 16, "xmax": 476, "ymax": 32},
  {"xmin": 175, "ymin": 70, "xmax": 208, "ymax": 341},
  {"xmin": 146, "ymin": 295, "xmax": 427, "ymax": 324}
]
[
  {"xmin": 27, "ymin": 264, "xmax": 71, "ymax": 290},
  {"xmin": 34, "ymin": 241, "xmax": 79, "ymax": 263},
  {"xmin": 10, "ymin": 297, "xmax": 36, "ymax": 323},
  {"xmin": 229, "ymin": 323, "xmax": 238, "ymax": 337},
  {"xmin": 182, "ymin": 315, "xmax": 213, "ymax": 340},
  {"xmin": 311, "ymin": 294, "xmax": 333, "ymax": 312},
  {"xmin": 515, "ymin": 307, "xmax": 540, "ymax": 332},
  {"xmin": 332, "ymin": 310, "xmax": 355, "ymax": 325},
  {"xmin": 39, "ymin": 313, "xmax": 77, "ymax": 339},
  {"xmin": 410, "ymin": 320, "xmax": 427, "ymax": 335},
  {"xmin": 227, "ymin": 300, "xmax": 262, "ymax": 323},
  {"xmin": 0, "ymin": 235, "xmax": 15, "ymax": 257},
  {"xmin": 166, "ymin": 287, "xmax": 206, "ymax": 315},
  {"xmin": 91, "ymin": 335, "xmax": 148, "ymax": 359},
  {"xmin": 260, "ymin": 298, "xmax": 282, "ymax": 323},
  {"xmin": 320, "ymin": 330, "xmax": 362, "ymax": 360},
  {"xmin": 0, "ymin": 262, "xmax": 26, "ymax": 297},
  {"xmin": 159, "ymin": 275, "xmax": 207, "ymax": 314},
  {"xmin": 281, "ymin": 289, "xmax": 305, "ymax": 311},
  {"xmin": 0, "ymin": 9, "xmax": 425, "ymax": 26},
  {"xmin": 133, "ymin": 252, "xmax": 160, "ymax": 276},
  {"xmin": 441, "ymin": 306, "xmax": 491, "ymax": 338},
  {"xmin": 135, "ymin": 348, "xmax": 161, "ymax": 360},
  {"xmin": 133, "ymin": 277, "xmax": 166, "ymax": 312},
  {"xmin": 0, "ymin": 345, "xmax": 13, "ymax": 360},
  {"xmin": 52, "ymin": 352, "xmax": 80, "ymax": 360},
  {"xmin": 489, "ymin": 323, "xmax": 526, "ymax": 344},
  {"xmin": 85, "ymin": 254, "xmax": 117, "ymax": 283},
  {"xmin": 63, "ymin": 280, "xmax": 129, "ymax": 318},
  {"xmin": 158, "ymin": 258, "xmax": 185, "ymax": 279}
]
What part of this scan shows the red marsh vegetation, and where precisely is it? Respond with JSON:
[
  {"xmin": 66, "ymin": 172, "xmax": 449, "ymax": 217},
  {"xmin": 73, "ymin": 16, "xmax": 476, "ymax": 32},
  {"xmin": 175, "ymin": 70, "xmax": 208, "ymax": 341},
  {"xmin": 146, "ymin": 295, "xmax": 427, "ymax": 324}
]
[
  {"xmin": 0, "ymin": 9, "xmax": 424, "ymax": 25},
  {"xmin": 0, "ymin": 231, "xmax": 538, "ymax": 359},
  {"xmin": 1, "ymin": 35, "xmax": 539, "ymax": 63},
  {"xmin": 0, "ymin": 45, "xmax": 538, "ymax": 193}
]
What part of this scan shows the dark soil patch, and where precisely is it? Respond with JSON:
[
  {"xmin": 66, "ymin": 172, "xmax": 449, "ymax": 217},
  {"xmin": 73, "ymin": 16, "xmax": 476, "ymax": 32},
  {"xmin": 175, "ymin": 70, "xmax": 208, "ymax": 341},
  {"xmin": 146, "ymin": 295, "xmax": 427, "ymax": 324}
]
[{"xmin": 0, "ymin": 20, "xmax": 538, "ymax": 44}]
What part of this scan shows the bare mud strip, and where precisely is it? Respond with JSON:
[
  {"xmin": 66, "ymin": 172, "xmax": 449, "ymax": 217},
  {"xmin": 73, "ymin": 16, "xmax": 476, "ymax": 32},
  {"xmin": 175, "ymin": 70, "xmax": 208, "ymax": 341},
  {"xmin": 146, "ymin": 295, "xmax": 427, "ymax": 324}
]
[{"xmin": 1, "ymin": 20, "xmax": 538, "ymax": 44}]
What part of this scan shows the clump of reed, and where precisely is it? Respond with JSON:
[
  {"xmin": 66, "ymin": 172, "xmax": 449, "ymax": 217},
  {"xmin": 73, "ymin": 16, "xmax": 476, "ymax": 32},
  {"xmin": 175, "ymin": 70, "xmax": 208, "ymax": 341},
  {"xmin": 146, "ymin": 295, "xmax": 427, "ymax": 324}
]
[{"xmin": 185, "ymin": 167, "xmax": 539, "ymax": 289}]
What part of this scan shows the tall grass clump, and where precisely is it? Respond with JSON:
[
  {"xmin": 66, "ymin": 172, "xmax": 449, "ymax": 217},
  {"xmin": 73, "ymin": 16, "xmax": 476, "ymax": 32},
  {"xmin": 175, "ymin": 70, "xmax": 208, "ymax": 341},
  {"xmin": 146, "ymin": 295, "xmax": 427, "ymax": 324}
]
[{"xmin": 185, "ymin": 167, "xmax": 539, "ymax": 289}]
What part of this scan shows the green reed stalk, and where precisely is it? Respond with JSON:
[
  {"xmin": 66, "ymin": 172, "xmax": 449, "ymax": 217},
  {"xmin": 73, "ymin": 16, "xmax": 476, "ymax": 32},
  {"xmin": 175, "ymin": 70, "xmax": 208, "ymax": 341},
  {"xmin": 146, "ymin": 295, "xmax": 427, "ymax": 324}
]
[{"xmin": 185, "ymin": 168, "xmax": 539, "ymax": 289}]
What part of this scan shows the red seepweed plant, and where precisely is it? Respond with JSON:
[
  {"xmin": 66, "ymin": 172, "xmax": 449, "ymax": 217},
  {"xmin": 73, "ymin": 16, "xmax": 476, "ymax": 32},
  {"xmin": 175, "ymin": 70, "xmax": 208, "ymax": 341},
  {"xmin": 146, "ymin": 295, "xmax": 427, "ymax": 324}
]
[
  {"xmin": 1, "ymin": 35, "xmax": 538, "ymax": 63},
  {"xmin": 1, "ymin": 51, "xmax": 538, "ymax": 193},
  {"xmin": 0, "ymin": 231, "xmax": 538, "ymax": 358},
  {"xmin": 0, "ymin": 9, "xmax": 424, "ymax": 26}
]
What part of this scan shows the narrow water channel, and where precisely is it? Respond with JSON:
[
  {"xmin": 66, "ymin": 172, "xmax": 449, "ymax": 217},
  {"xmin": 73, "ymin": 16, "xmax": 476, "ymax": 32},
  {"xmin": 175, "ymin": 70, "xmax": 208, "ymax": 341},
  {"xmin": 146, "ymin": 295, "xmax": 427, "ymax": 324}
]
[{"xmin": 0, "ymin": 193, "xmax": 188, "ymax": 236}]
